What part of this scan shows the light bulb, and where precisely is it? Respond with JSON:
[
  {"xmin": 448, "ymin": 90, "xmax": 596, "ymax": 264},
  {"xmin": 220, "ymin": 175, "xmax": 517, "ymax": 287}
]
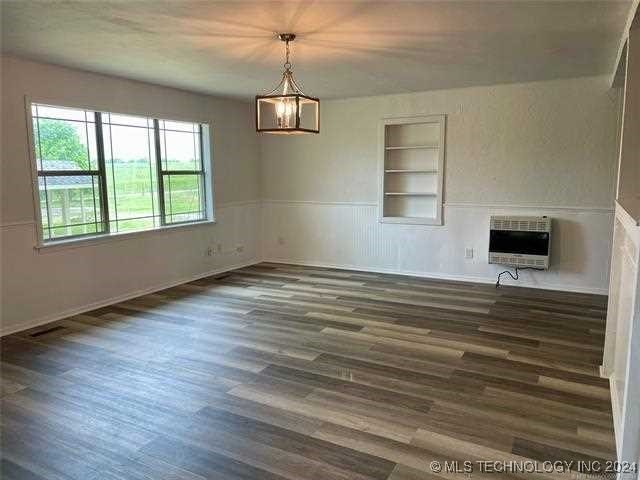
[{"xmin": 275, "ymin": 100, "xmax": 286, "ymax": 128}]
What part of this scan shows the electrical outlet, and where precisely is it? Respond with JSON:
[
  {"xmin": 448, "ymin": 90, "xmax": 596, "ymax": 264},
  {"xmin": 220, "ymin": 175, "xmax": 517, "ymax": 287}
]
[
  {"xmin": 206, "ymin": 247, "xmax": 213, "ymax": 257},
  {"xmin": 277, "ymin": 236, "xmax": 285, "ymax": 246},
  {"xmin": 465, "ymin": 247, "xmax": 474, "ymax": 259}
]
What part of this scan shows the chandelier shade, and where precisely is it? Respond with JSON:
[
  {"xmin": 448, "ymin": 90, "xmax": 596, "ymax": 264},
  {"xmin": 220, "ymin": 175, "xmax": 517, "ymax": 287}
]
[{"xmin": 256, "ymin": 34, "xmax": 319, "ymax": 134}]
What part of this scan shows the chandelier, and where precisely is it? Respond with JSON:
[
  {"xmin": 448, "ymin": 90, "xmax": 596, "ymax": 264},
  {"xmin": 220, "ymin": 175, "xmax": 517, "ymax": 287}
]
[{"xmin": 255, "ymin": 33, "xmax": 319, "ymax": 134}]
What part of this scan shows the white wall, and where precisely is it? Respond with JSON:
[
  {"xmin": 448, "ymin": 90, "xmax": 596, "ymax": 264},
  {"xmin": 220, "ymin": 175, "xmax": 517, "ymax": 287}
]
[
  {"xmin": 0, "ymin": 57, "xmax": 623, "ymax": 335},
  {"xmin": 604, "ymin": 206, "xmax": 640, "ymax": 467},
  {"xmin": 0, "ymin": 56, "xmax": 261, "ymax": 335},
  {"xmin": 260, "ymin": 76, "xmax": 621, "ymax": 293},
  {"xmin": 604, "ymin": 21, "xmax": 640, "ymax": 470},
  {"xmin": 262, "ymin": 202, "xmax": 613, "ymax": 293}
]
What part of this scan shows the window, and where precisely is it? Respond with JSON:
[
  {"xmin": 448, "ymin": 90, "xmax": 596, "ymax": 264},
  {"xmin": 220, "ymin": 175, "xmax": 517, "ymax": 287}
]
[
  {"xmin": 30, "ymin": 103, "xmax": 211, "ymax": 243},
  {"xmin": 32, "ymin": 105, "xmax": 104, "ymax": 240},
  {"xmin": 158, "ymin": 119, "xmax": 207, "ymax": 224},
  {"xmin": 101, "ymin": 112, "xmax": 160, "ymax": 232}
]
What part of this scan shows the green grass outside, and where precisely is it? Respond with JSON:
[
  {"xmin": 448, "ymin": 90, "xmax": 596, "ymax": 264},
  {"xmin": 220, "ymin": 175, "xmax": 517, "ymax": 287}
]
[{"xmin": 42, "ymin": 162, "xmax": 204, "ymax": 239}]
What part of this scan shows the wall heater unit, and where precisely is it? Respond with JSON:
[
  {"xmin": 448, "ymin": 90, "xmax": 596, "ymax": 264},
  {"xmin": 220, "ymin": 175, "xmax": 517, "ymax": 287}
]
[{"xmin": 489, "ymin": 216, "xmax": 551, "ymax": 269}]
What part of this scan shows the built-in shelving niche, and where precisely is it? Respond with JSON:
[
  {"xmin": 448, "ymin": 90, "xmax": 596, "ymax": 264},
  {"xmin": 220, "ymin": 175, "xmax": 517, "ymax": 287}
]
[{"xmin": 378, "ymin": 115, "xmax": 445, "ymax": 225}]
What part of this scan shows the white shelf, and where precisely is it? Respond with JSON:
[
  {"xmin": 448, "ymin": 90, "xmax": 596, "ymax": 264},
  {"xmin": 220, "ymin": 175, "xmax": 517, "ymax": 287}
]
[
  {"xmin": 384, "ymin": 192, "xmax": 437, "ymax": 196},
  {"xmin": 379, "ymin": 115, "xmax": 445, "ymax": 225},
  {"xmin": 384, "ymin": 169, "xmax": 438, "ymax": 174},
  {"xmin": 385, "ymin": 145, "xmax": 439, "ymax": 150},
  {"xmin": 381, "ymin": 216, "xmax": 442, "ymax": 225}
]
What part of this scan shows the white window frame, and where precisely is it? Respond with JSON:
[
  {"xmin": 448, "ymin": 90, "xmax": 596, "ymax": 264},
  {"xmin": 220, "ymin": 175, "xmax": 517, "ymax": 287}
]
[{"xmin": 25, "ymin": 96, "xmax": 215, "ymax": 250}]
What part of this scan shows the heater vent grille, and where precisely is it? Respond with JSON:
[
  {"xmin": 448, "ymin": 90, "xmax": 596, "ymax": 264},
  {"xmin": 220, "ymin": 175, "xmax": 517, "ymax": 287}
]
[
  {"xmin": 489, "ymin": 253, "xmax": 548, "ymax": 268},
  {"xmin": 490, "ymin": 216, "xmax": 551, "ymax": 232}
]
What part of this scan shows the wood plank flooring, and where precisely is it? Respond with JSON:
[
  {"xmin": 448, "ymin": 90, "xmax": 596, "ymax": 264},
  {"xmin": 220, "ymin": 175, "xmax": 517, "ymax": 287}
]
[{"xmin": 1, "ymin": 263, "xmax": 615, "ymax": 479}]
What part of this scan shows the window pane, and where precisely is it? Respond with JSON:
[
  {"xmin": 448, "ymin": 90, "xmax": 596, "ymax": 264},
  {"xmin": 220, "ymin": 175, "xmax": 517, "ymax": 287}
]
[
  {"xmin": 160, "ymin": 120, "xmax": 195, "ymax": 132},
  {"xmin": 106, "ymin": 113, "xmax": 151, "ymax": 128},
  {"xmin": 34, "ymin": 105, "xmax": 87, "ymax": 122},
  {"xmin": 32, "ymin": 105, "xmax": 98, "ymax": 171},
  {"xmin": 102, "ymin": 115, "xmax": 160, "ymax": 233},
  {"xmin": 32, "ymin": 117, "xmax": 42, "ymax": 170},
  {"xmin": 38, "ymin": 176, "xmax": 104, "ymax": 239},
  {"xmin": 163, "ymin": 174, "xmax": 205, "ymax": 224},
  {"xmin": 39, "ymin": 186, "xmax": 49, "ymax": 240},
  {"xmin": 159, "ymin": 122, "xmax": 201, "ymax": 171}
]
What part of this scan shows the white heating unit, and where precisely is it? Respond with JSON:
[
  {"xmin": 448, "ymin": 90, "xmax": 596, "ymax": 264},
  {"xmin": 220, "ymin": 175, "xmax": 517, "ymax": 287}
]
[{"xmin": 489, "ymin": 216, "xmax": 552, "ymax": 269}]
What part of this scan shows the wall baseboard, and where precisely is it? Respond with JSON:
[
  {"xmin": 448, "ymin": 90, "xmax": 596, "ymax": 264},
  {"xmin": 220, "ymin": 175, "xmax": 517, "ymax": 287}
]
[
  {"xmin": 3, "ymin": 255, "xmax": 607, "ymax": 337},
  {"xmin": 1, "ymin": 258, "xmax": 261, "ymax": 337},
  {"xmin": 263, "ymin": 257, "xmax": 609, "ymax": 295}
]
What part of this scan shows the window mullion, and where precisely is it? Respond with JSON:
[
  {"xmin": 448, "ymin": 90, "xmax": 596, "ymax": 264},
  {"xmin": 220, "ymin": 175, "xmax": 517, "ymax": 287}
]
[
  {"xmin": 38, "ymin": 170, "xmax": 101, "ymax": 176},
  {"xmin": 199, "ymin": 124, "xmax": 206, "ymax": 218},
  {"xmin": 34, "ymin": 106, "xmax": 53, "ymax": 239},
  {"xmin": 153, "ymin": 119, "xmax": 166, "ymax": 226},
  {"xmin": 94, "ymin": 112, "xmax": 110, "ymax": 234},
  {"xmin": 160, "ymin": 170, "xmax": 204, "ymax": 175}
]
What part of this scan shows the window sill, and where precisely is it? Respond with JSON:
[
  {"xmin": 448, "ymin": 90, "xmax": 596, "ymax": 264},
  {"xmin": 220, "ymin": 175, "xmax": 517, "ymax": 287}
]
[{"xmin": 35, "ymin": 218, "xmax": 216, "ymax": 253}]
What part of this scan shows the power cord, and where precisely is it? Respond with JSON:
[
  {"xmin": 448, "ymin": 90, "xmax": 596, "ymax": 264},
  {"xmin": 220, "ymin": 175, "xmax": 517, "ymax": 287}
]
[{"xmin": 495, "ymin": 267, "xmax": 543, "ymax": 288}]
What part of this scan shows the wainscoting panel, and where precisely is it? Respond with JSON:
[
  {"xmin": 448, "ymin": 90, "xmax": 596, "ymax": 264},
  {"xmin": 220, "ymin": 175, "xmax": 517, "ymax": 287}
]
[
  {"xmin": 1, "ymin": 201, "xmax": 262, "ymax": 335},
  {"xmin": 3, "ymin": 200, "xmax": 615, "ymax": 335},
  {"xmin": 262, "ymin": 201, "xmax": 614, "ymax": 294}
]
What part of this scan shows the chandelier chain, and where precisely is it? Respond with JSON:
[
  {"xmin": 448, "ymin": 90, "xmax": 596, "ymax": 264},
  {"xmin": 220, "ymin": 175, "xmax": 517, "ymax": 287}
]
[{"xmin": 284, "ymin": 39, "xmax": 292, "ymax": 71}]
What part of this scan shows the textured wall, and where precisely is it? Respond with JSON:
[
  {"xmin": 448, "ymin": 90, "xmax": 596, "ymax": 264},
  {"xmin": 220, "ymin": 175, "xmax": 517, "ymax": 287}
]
[
  {"xmin": 0, "ymin": 56, "xmax": 261, "ymax": 334},
  {"xmin": 1, "ymin": 56, "xmax": 260, "ymax": 225},
  {"xmin": 0, "ymin": 59, "xmax": 624, "ymax": 333},
  {"xmin": 261, "ymin": 76, "xmax": 620, "ymax": 208},
  {"xmin": 260, "ymin": 76, "xmax": 621, "ymax": 293}
]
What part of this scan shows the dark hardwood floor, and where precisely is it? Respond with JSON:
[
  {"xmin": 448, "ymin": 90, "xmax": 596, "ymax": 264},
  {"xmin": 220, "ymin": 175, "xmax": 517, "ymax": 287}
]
[{"xmin": 1, "ymin": 263, "xmax": 615, "ymax": 479}]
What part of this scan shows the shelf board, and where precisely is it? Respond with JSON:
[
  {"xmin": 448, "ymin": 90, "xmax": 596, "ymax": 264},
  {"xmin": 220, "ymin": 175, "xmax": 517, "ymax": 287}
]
[
  {"xmin": 385, "ymin": 145, "xmax": 439, "ymax": 150},
  {"xmin": 384, "ymin": 169, "xmax": 438, "ymax": 174},
  {"xmin": 380, "ymin": 216, "xmax": 442, "ymax": 225},
  {"xmin": 384, "ymin": 192, "xmax": 437, "ymax": 196}
]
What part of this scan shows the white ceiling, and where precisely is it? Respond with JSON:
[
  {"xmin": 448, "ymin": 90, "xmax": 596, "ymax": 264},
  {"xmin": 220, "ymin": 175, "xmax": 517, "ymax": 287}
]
[{"xmin": 1, "ymin": 1, "xmax": 632, "ymax": 100}]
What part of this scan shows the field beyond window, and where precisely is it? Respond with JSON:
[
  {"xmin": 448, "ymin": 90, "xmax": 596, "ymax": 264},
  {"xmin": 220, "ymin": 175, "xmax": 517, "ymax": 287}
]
[{"xmin": 32, "ymin": 104, "xmax": 208, "ymax": 242}]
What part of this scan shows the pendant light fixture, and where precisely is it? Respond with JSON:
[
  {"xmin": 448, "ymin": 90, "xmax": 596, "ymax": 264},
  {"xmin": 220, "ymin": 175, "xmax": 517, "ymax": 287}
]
[{"xmin": 256, "ymin": 33, "xmax": 319, "ymax": 134}]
